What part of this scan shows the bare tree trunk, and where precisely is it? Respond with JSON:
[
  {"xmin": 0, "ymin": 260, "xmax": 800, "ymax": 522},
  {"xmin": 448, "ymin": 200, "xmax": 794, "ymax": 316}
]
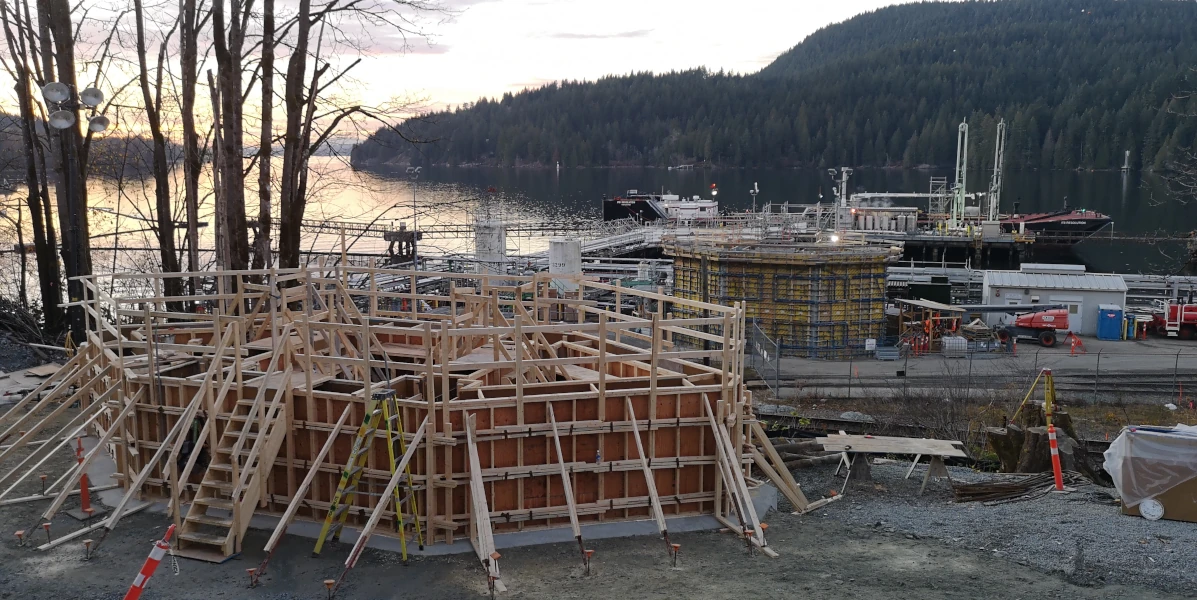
[
  {"xmin": 211, "ymin": 0, "xmax": 249, "ymax": 270},
  {"xmin": 277, "ymin": 0, "xmax": 310, "ymax": 269},
  {"xmin": 133, "ymin": 0, "xmax": 183, "ymax": 304},
  {"xmin": 208, "ymin": 69, "xmax": 230, "ymax": 269},
  {"xmin": 1, "ymin": 0, "xmax": 63, "ymax": 335},
  {"xmin": 180, "ymin": 0, "xmax": 201, "ymax": 293},
  {"xmin": 252, "ymin": 0, "xmax": 274, "ymax": 270},
  {"xmin": 41, "ymin": 0, "xmax": 91, "ymax": 343}
]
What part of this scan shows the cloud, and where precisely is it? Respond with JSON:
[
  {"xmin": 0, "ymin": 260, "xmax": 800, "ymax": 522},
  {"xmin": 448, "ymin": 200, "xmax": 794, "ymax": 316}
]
[
  {"xmin": 405, "ymin": 38, "xmax": 452, "ymax": 54},
  {"xmin": 548, "ymin": 29, "xmax": 654, "ymax": 40}
]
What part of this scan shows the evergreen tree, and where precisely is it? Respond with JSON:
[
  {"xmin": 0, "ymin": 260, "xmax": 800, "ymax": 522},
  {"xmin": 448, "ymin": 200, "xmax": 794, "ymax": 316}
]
[{"xmin": 353, "ymin": 0, "xmax": 1197, "ymax": 171}]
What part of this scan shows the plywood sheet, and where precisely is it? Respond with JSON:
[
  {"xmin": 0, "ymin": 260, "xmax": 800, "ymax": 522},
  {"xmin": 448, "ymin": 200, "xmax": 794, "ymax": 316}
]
[
  {"xmin": 817, "ymin": 434, "xmax": 967, "ymax": 457},
  {"xmin": 25, "ymin": 363, "xmax": 63, "ymax": 377}
]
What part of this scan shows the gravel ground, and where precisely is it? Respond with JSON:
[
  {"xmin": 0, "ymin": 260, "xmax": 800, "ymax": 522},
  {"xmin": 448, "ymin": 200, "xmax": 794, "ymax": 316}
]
[
  {"xmin": 0, "ymin": 434, "xmax": 1188, "ymax": 600},
  {"xmin": 797, "ymin": 459, "xmax": 1197, "ymax": 594},
  {"xmin": 0, "ymin": 334, "xmax": 44, "ymax": 377},
  {"xmin": 2, "ymin": 366, "xmax": 1193, "ymax": 599}
]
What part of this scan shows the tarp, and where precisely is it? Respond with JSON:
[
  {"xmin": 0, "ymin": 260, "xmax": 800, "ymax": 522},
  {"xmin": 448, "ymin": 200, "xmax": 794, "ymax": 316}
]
[{"xmin": 1103, "ymin": 424, "xmax": 1197, "ymax": 507}]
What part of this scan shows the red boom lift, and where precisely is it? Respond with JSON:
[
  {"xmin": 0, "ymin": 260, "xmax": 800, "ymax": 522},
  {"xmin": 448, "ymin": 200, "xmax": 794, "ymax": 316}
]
[
  {"xmin": 995, "ymin": 308, "xmax": 1069, "ymax": 347},
  {"xmin": 1150, "ymin": 298, "xmax": 1197, "ymax": 340}
]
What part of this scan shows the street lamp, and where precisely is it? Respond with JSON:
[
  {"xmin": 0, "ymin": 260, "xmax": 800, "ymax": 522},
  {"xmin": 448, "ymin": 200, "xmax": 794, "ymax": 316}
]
[
  {"xmin": 40, "ymin": 80, "xmax": 109, "ymax": 343},
  {"xmin": 42, "ymin": 82, "xmax": 109, "ymax": 132}
]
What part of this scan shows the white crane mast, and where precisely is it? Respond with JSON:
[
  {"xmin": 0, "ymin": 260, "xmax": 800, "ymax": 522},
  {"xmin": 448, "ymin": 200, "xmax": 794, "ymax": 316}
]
[
  {"xmin": 950, "ymin": 120, "xmax": 968, "ymax": 229},
  {"xmin": 987, "ymin": 119, "xmax": 1007, "ymax": 222}
]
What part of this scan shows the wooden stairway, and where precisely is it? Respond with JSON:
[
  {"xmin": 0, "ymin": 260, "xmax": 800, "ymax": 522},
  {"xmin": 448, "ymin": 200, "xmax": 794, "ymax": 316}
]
[{"xmin": 177, "ymin": 330, "xmax": 295, "ymax": 561}]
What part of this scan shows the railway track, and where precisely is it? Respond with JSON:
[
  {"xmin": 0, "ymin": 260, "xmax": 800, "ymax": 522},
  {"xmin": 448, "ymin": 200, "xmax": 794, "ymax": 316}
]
[{"xmin": 764, "ymin": 371, "xmax": 1197, "ymax": 399}]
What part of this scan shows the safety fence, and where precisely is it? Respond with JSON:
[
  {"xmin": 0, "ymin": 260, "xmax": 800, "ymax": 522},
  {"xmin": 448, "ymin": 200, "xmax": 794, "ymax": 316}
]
[
  {"xmin": 748, "ymin": 321, "xmax": 782, "ymax": 394},
  {"xmin": 773, "ymin": 347, "xmax": 1197, "ymax": 405}
]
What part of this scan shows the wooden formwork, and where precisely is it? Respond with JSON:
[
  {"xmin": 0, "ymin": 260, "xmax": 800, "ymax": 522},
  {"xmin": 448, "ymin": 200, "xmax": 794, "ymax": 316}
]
[{"xmin": 0, "ymin": 265, "xmax": 810, "ymax": 589}]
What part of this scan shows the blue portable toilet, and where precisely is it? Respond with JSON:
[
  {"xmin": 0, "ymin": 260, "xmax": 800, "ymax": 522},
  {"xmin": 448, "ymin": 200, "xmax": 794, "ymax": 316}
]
[{"xmin": 1096, "ymin": 304, "xmax": 1124, "ymax": 341}]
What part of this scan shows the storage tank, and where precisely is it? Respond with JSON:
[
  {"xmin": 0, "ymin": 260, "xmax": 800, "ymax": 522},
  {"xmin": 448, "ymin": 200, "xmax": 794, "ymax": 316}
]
[
  {"xmin": 857, "ymin": 214, "xmax": 865, "ymax": 230},
  {"xmin": 474, "ymin": 218, "xmax": 506, "ymax": 276},
  {"xmin": 941, "ymin": 336, "xmax": 968, "ymax": 358},
  {"xmin": 549, "ymin": 238, "xmax": 582, "ymax": 291},
  {"xmin": 865, "ymin": 215, "xmax": 875, "ymax": 230},
  {"xmin": 666, "ymin": 240, "xmax": 897, "ymax": 358}
]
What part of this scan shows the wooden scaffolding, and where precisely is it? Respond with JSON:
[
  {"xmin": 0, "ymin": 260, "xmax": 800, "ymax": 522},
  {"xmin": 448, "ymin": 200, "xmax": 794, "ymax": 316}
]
[{"xmin": 0, "ymin": 265, "xmax": 810, "ymax": 590}]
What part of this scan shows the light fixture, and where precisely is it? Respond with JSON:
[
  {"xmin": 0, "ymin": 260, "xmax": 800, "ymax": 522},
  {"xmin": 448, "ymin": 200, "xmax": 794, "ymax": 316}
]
[
  {"xmin": 48, "ymin": 110, "xmax": 76, "ymax": 130},
  {"xmin": 830, "ymin": 234, "xmax": 840, "ymax": 243},
  {"xmin": 41, "ymin": 82, "xmax": 69, "ymax": 103},
  {"xmin": 79, "ymin": 87, "xmax": 104, "ymax": 108},
  {"xmin": 88, "ymin": 115, "xmax": 110, "ymax": 133}
]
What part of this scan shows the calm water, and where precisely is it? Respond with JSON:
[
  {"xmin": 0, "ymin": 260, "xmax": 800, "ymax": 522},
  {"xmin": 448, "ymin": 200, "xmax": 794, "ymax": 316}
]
[
  {"xmin": 387, "ymin": 165, "xmax": 1197, "ymax": 274},
  {"xmin": 1, "ymin": 162, "xmax": 1194, "ymax": 305}
]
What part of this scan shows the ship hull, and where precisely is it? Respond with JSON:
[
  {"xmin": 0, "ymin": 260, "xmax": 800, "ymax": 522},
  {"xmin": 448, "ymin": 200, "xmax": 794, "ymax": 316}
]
[{"xmin": 1001, "ymin": 210, "xmax": 1112, "ymax": 245}]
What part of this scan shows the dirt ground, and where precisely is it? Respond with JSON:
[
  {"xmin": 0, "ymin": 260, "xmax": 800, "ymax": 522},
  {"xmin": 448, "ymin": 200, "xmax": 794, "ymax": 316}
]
[{"xmin": 1, "ymin": 485, "xmax": 1189, "ymax": 600}]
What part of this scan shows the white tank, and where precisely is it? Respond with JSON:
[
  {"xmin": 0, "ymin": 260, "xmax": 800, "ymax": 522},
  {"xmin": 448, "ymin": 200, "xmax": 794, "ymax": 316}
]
[
  {"xmin": 474, "ymin": 218, "xmax": 506, "ymax": 276},
  {"xmin": 941, "ymin": 336, "xmax": 968, "ymax": 358},
  {"xmin": 857, "ymin": 214, "xmax": 865, "ymax": 230},
  {"xmin": 866, "ymin": 215, "xmax": 875, "ymax": 230},
  {"xmin": 896, "ymin": 215, "xmax": 907, "ymax": 231},
  {"xmin": 908, "ymin": 215, "xmax": 919, "ymax": 232},
  {"xmin": 549, "ymin": 238, "xmax": 582, "ymax": 291}
]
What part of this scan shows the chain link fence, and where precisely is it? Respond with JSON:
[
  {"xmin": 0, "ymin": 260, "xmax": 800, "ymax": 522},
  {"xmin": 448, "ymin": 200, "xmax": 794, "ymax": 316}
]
[{"xmin": 776, "ymin": 346, "xmax": 1197, "ymax": 405}]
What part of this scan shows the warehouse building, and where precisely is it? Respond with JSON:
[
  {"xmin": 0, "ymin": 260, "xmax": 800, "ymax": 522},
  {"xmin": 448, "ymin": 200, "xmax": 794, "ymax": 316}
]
[{"xmin": 981, "ymin": 264, "xmax": 1128, "ymax": 336}]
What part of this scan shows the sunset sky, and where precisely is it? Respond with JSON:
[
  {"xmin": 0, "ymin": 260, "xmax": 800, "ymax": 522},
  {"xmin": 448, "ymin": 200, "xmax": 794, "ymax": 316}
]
[{"xmin": 355, "ymin": 0, "xmax": 918, "ymax": 110}]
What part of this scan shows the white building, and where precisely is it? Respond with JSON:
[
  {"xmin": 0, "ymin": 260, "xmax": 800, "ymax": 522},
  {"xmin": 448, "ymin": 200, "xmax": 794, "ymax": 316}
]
[{"xmin": 981, "ymin": 264, "xmax": 1128, "ymax": 336}]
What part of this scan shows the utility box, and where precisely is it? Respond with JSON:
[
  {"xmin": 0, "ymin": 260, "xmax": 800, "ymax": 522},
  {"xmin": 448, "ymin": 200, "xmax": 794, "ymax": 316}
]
[{"xmin": 1096, "ymin": 304, "xmax": 1124, "ymax": 341}]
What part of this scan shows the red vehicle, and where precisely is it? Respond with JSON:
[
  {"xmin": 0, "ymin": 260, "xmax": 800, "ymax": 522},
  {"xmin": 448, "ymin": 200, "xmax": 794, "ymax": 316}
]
[
  {"xmin": 1150, "ymin": 299, "xmax": 1197, "ymax": 340},
  {"xmin": 996, "ymin": 308, "xmax": 1069, "ymax": 347}
]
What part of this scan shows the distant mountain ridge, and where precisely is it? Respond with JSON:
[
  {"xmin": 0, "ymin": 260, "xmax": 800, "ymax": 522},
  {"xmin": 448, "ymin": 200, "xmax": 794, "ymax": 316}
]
[{"xmin": 351, "ymin": 0, "xmax": 1197, "ymax": 171}]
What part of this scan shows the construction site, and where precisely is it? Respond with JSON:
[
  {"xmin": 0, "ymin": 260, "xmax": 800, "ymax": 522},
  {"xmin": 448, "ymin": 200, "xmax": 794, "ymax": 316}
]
[
  {"xmin": 1, "ymin": 251, "xmax": 1196, "ymax": 599},
  {"xmin": 1, "ymin": 237, "xmax": 1196, "ymax": 600},
  {"xmin": 0, "ymin": 264, "xmax": 824, "ymax": 597}
]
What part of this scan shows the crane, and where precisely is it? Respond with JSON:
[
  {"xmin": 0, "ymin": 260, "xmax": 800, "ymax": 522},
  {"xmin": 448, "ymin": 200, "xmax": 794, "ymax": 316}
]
[
  {"xmin": 949, "ymin": 120, "xmax": 968, "ymax": 229},
  {"xmin": 986, "ymin": 119, "xmax": 1007, "ymax": 222}
]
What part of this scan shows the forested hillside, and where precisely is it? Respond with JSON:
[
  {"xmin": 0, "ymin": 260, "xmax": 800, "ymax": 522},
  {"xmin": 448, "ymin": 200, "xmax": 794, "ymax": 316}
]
[{"xmin": 351, "ymin": 0, "xmax": 1197, "ymax": 171}]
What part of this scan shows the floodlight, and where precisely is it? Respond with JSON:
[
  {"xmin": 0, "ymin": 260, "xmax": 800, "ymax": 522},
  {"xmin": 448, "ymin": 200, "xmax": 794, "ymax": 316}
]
[
  {"xmin": 48, "ymin": 110, "xmax": 76, "ymax": 130},
  {"xmin": 79, "ymin": 87, "xmax": 104, "ymax": 108},
  {"xmin": 88, "ymin": 115, "xmax": 110, "ymax": 133},
  {"xmin": 41, "ymin": 82, "xmax": 69, "ymax": 103}
]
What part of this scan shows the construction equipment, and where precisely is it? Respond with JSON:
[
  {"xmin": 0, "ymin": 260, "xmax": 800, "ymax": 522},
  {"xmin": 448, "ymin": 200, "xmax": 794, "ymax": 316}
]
[
  {"xmin": 1150, "ymin": 297, "xmax": 1197, "ymax": 340},
  {"xmin": 312, "ymin": 390, "xmax": 421, "ymax": 558},
  {"xmin": 995, "ymin": 307, "xmax": 1069, "ymax": 347}
]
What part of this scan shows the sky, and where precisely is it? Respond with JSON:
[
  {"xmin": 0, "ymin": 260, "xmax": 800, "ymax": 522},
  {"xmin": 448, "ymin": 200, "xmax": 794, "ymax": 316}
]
[{"xmin": 354, "ymin": 0, "xmax": 920, "ymax": 111}]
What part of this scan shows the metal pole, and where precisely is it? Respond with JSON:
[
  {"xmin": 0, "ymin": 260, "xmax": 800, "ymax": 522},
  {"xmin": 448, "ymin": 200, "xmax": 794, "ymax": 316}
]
[
  {"xmin": 1176, "ymin": 350, "xmax": 1182, "ymax": 392},
  {"xmin": 774, "ymin": 340, "xmax": 780, "ymax": 394},
  {"xmin": 1093, "ymin": 349, "xmax": 1102, "ymax": 404},
  {"xmin": 411, "ymin": 173, "xmax": 419, "ymax": 269},
  {"xmin": 847, "ymin": 356, "xmax": 853, "ymax": 400},
  {"xmin": 903, "ymin": 352, "xmax": 910, "ymax": 399},
  {"xmin": 965, "ymin": 350, "xmax": 974, "ymax": 400}
]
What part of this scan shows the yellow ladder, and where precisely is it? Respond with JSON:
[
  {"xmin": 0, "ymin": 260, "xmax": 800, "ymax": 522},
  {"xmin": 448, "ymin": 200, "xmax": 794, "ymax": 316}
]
[
  {"xmin": 312, "ymin": 392, "xmax": 387, "ymax": 556},
  {"xmin": 381, "ymin": 391, "xmax": 424, "ymax": 562}
]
